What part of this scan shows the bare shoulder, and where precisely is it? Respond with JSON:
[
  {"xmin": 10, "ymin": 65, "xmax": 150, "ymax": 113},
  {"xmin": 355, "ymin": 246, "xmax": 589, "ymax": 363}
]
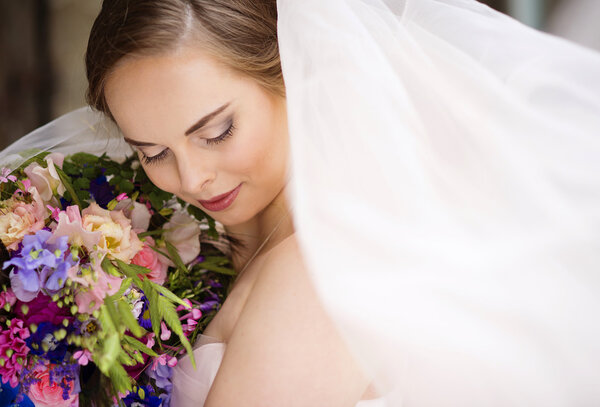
[{"xmin": 205, "ymin": 233, "xmax": 370, "ymax": 407}]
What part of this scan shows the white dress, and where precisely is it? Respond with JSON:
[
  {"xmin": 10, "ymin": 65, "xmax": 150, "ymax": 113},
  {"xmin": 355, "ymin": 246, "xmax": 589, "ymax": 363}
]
[{"xmin": 170, "ymin": 334, "xmax": 387, "ymax": 407}]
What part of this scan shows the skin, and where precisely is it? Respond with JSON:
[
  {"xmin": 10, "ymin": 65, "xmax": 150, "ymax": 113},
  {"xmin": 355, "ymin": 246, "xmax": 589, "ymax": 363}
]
[{"xmin": 105, "ymin": 44, "xmax": 375, "ymax": 406}]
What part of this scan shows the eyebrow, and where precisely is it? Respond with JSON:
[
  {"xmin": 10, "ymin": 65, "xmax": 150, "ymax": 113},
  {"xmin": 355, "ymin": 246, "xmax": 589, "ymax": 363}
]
[
  {"xmin": 184, "ymin": 102, "xmax": 230, "ymax": 136},
  {"xmin": 122, "ymin": 102, "xmax": 230, "ymax": 147}
]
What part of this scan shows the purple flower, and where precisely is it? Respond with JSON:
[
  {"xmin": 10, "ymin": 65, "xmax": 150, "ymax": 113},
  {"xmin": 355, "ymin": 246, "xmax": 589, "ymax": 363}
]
[
  {"xmin": 147, "ymin": 362, "xmax": 173, "ymax": 390},
  {"xmin": 199, "ymin": 300, "xmax": 220, "ymax": 312},
  {"xmin": 4, "ymin": 230, "xmax": 75, "ymax": 302},
  {"xmin": 148, "ymin": 362, "xmax": 174, "ymax": 406},
  {"xmin": 15, "ymin": 294, "xmax": 72, "ymax": 327}
]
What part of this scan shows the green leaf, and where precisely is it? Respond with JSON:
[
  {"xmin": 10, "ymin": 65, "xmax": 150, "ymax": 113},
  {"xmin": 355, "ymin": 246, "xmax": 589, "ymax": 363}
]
[
  {"xmin": 118, "ymin": 348, "xmax": 138, "ymax": 366},
  {"xmin": 106, "ymin": 278, "xmax": 133, "ymax": 302},
  {"xmin": 147, "ymin": 280, "xmax": 191, "ymax": 309},
  {"xmin": 107, "ymin": 362, "xmax": 133, "ymax": 393},
  {"xmin": 199, "ymin": 263, "xmax": 237, "ymax": 276},
  {"xmin": 117, "ymin": 298, "xmax": 144, "ymax": 338},
  {"xmin": 137, "ymin": 229, "xmax": 166, "ymax": 238},
  {"xmin": 158, "ymin": 295, "xmax": 195, "ymax": 368},
  {"xmin": 113, "ymin": 259, "xmax": 149, "ymax": 286},
  {"xmin": 148, "ymin": 245, "xmax": 170, "ymax": 259},
  {"xmin": 70, "ymin": 152, "xmax": 100, "ymax": 164},
  {"xmin": 122, "ymin": 335, "xmax": 159, "ymax": 357},
  {"xmin": 62, "ymin": 161, "xmax": 78, "ymax": 176},
  {"xmin": 73, "ymin": 177, "xmax": 91, "ymax": 190},
  {"xmin": 102, "ymin": 257, "xmax": 123, "ymax": 278},
  {"xmin": 103, "ymin": 297, "xmax": 123, "ymax": 335},
  {"xmin": 165, "ymin": 241, "xmax": 188, "ymax": 274},
  {"xmin": 95, "ymin": 306, "xmax": 121, "ymax": 374},
  {"xmin": 55, "ymin": 166, "xmax": 81, "ymax": 208},
  {"xmin": 82, "ymin": 166, "xmax": 97, "ymax": 179},
  {"xmin": 118, "ymin": 179, "xmax": 134, "ymax": 194},
  {"xmin": 144, "ymin": 281, "xmax": 162, "ymax": 340}
]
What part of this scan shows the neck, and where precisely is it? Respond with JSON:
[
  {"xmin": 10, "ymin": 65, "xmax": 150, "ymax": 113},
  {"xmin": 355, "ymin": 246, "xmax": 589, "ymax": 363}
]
[{"xmin": 224, "ymin": 185, "xmax": 294, "ymax": 272}]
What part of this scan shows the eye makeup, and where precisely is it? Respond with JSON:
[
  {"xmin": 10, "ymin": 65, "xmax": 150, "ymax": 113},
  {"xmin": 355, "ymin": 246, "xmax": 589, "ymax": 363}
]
[{"xmin": 139, "ymin": 120, "xmax": 236, "ymax": 165}]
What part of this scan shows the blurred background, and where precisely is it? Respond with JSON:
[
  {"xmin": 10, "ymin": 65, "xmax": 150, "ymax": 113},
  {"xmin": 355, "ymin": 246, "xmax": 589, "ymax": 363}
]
[{"xmin": 0, "ymin": 0, "xmax": 599, "ymax": 149}]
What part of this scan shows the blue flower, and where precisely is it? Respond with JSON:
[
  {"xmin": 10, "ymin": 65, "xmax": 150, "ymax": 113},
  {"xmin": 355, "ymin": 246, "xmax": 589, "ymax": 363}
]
[
  {"xmin": 123, "ymin": 385, "xmax": 162, "ymax": 407},
  {"xmin": 89, "ymin": 174, "xmax": 114, "ymax": 208},
  {"xmin": 136, "ymin": 296, "xmax": 152, "ymax": 330},
  {"xmin": 25, "ymin": 322, "xmax": 69, "ymax": 363},
  {"xmin": 0, "ymin": 380, "xmax": 34, "ymax": 407}
]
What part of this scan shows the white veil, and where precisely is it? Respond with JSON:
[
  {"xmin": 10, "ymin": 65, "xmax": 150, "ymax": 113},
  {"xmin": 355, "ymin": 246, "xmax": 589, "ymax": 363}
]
[
  {"xmin": 0, "ymin": 107, "xmax": 130, "ymax": 168},
  {"xmin": 277, "ymin": 0, "xmax": 600, "ymax": 405},
  {"xmin": 2, "ymin": 0, "xmax": 600, "ymax": 405}
]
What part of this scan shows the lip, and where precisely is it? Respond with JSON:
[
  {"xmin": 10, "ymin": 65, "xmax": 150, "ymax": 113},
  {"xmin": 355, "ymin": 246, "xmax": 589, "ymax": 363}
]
[{"xmin": 198, "ymin": 183, "xmax": 242, "ymax": 212}]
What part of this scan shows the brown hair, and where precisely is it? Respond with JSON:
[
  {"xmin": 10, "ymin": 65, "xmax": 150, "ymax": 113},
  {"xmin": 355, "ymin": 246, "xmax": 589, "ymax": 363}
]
[{"xmin": 85, "ymin": 0, "xmax": 284, "ymax": 117}]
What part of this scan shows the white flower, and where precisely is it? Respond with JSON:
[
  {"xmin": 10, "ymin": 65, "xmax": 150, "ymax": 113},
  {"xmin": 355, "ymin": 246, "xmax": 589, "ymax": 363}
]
[
  {"xmin": 163, "ymin": 210, "xmax": 201, "ymax": 264},
  {"xmin": 24, "ymin": 153, "xmax": 66, "ymax": 203}
]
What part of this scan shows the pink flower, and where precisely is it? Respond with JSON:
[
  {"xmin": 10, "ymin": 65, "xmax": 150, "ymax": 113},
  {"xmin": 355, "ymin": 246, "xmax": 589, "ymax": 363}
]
[
  {"xmin": 0, "ymin": 168, "xmax": 17, "ymax": 184},
  {"xmin": 131, "ymin": 237, "xmax": 168, "ymax": 285},
  {"xmin": 49, "ymin": 205, "xmax": 101, "ymax": 252},
  {"xmin": 0, "ymin": 289, "xmax": 17, "ymax": 310},
  {"xmin": 68, "ymin": 257, "xmax": 122, "ymax": 314},
  {"xmin": 27, "ymin": 364, "xmax": 78, "ymax": 407},
  {"xmin": 81, "ymin": 203, "xmax": 143, "ymax": 262},
  {"xmin": 73, "ymin": 349, "xmax": 92, "ymax": 366},
  {"xmin": 0, "ymin": 319, "xmax": 30, "ymax": 387},
  {"xmin": 152, "ymin": 353, "xmax": 177, "ymax": 370},
  {"xmin": 46, "ymin": 205, "xmax": 61, "ymax": 222}
]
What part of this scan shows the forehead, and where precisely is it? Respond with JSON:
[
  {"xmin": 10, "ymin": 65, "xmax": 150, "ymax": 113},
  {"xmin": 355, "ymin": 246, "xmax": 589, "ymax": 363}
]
[{"xmin": 104, "ymin": 47, "xmax": 243, "ymax": 142}]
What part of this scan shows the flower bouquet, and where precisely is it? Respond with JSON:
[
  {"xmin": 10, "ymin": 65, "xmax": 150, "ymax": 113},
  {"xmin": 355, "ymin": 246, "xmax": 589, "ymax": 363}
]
[{"xmin": 0, "ymin": 151, "xmax": 234, "ymax": 406}]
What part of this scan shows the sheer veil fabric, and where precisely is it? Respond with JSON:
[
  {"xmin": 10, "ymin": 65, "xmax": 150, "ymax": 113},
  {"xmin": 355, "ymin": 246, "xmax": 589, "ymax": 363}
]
[
  {"xmin": 1, "ymin": 0, "xmax": 600, "ymax": 405},
  {"xmin": 277, "ymin": 0, "xmax": 600, "ymax": 405}
]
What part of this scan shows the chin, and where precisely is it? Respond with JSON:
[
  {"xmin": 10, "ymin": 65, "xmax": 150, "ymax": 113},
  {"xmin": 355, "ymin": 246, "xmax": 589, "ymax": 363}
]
[{"xmin": 211, "ymin": 210, "xmax": 256, "ymax": 228}]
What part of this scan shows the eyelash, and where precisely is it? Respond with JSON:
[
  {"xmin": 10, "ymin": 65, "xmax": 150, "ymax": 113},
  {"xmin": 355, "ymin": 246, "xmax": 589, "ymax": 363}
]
[{"xmin": 141, "ymin": 122, "xmax": 236, "ymax": 165}]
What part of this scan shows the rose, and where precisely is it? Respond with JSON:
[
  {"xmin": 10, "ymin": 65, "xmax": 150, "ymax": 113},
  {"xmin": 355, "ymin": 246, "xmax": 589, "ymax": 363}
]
[
  {"xmin": 131, "ymin": 237, "xmax": 168, "ymax": 285},
  {"xmin": 81, "ymin": 203, "xmax": 143, "ymax": 262},
  {"xmin": 27, "ymin": 364, "xmax": 78, "ymax": 407},
  {"xmin": 0, "ymin": 189, "xmax": 47, "ymax": 251},
  {"xmin": 23, "ymin": 153, "xmax": 66, "ymax": 203},
  {"xmin": 163, "ymin": 211, "xmax": 201, "ymax": 265}
]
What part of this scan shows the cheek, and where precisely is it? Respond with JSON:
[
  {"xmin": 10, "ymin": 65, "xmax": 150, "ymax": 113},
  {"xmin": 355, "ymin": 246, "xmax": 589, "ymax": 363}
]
[{"xmin": 225, "ymin": 121, "xmax": 288, "ymax": 187}]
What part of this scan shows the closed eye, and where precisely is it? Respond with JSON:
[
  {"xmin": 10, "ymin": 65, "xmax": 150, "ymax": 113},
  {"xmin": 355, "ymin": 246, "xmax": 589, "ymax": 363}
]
[
  {"xmin": 139, "ymin": 121, "xmax": 236, "ymax": 165},
  {"xmin": 141, "ymin": 148, "xmax": 170, "ymax": 165},
  {"xmin": 206, "ymin": 121, "xmax": 236, "ymax": 145}
]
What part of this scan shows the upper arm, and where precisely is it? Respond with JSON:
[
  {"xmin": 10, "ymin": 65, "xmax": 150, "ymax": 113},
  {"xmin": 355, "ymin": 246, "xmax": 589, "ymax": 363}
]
[{"xmin": 204, "ymin": 236, "xmax": 370, "ymax": 407}]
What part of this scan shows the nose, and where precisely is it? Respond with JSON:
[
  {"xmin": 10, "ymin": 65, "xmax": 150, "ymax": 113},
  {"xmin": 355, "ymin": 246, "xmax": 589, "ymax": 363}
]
[{"xmin": 175, "ymin": 147, "xmax": 215, "ymax": 197}]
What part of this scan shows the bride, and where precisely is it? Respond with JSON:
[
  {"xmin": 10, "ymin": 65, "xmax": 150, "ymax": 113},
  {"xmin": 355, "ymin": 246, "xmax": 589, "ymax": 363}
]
[
  {"xmin": 5, "ymin": 0, "xmax": 600, "ymax": 405},
  {"xmin": 86, "ymin": 1, "xmax": 382, "ymax": 406}
]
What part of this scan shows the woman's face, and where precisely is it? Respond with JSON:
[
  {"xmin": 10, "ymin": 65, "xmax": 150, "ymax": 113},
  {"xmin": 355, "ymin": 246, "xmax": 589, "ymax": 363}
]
[{"xmin": 104, "ymin": 46, "xmax": 289, "ymax": 227}]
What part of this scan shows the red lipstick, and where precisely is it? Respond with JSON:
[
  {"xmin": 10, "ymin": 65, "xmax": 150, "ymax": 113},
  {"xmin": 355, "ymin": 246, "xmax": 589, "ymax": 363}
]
[{"xmin": 198, "ymin": 183, "xmax": 242, "ymax": 212}]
